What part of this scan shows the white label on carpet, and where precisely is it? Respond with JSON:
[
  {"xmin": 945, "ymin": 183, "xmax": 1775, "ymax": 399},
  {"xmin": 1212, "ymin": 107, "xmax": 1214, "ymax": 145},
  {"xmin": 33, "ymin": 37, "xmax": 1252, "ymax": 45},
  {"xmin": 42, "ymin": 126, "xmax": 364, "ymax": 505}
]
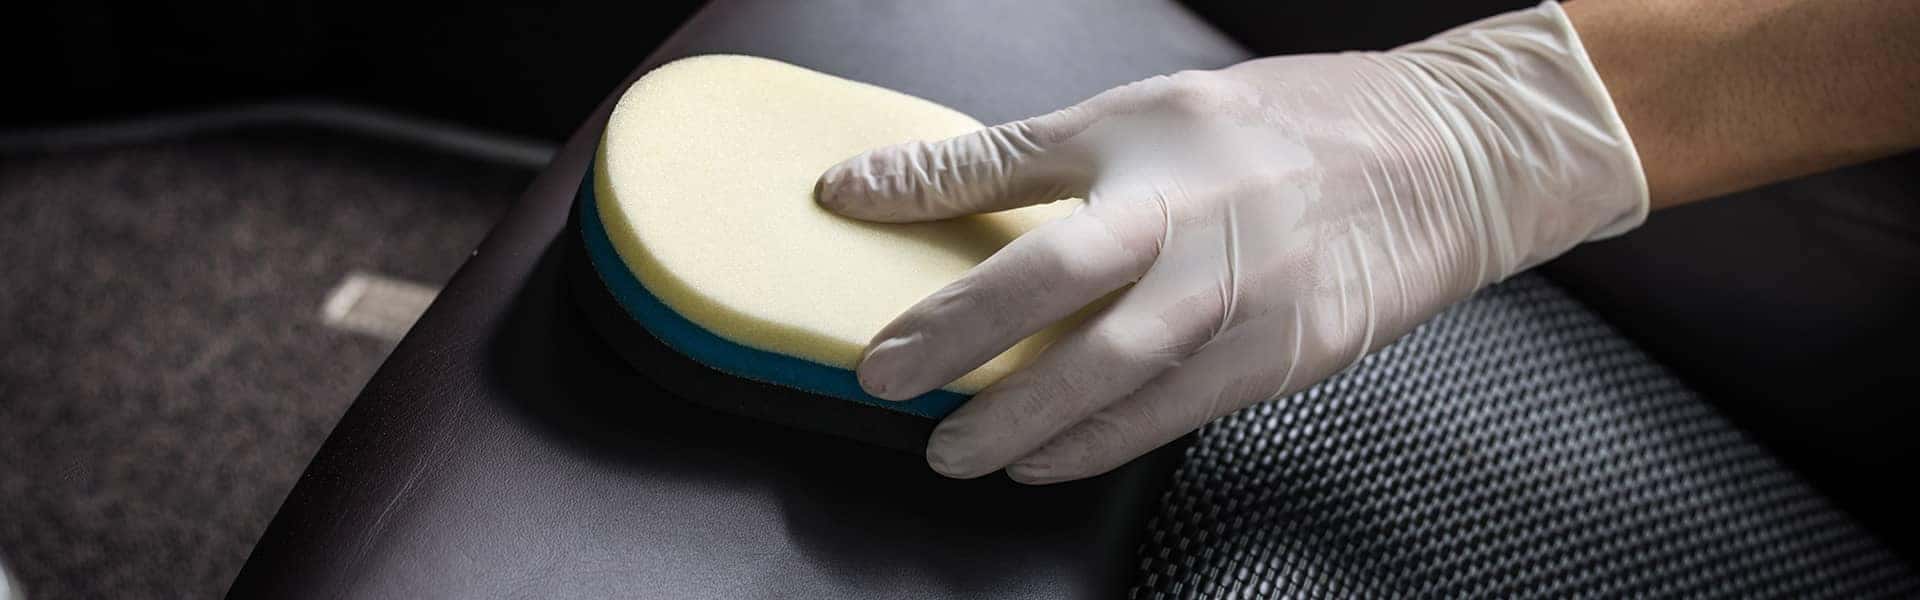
[{"xmin": 321, "ymin": 271, "xmax": 438, "ymax": 342}]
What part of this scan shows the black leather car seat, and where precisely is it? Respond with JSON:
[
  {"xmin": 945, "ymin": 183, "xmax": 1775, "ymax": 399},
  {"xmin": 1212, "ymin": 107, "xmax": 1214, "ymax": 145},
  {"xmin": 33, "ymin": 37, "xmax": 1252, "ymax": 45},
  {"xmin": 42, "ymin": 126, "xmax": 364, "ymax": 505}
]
[{"xmin": 230, "ymin": 2, "xmax": 1918, "ymax": 598}]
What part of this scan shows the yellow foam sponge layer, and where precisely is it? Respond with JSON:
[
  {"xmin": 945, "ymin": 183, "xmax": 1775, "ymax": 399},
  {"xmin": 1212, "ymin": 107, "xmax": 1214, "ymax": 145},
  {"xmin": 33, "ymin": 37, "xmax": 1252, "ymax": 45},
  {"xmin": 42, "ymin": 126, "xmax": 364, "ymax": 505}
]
[{"xmin": 595, "ymin": 55, "xmax": 1075, "ymax": 394}]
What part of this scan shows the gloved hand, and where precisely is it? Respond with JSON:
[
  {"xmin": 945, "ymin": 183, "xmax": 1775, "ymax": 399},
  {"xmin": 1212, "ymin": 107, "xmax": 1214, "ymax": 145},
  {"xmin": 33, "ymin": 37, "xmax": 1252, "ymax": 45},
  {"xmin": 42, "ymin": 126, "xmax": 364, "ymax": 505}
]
[{"xmin": 814, "ymin": 1, "xmax": 1647, "ymax": 483}]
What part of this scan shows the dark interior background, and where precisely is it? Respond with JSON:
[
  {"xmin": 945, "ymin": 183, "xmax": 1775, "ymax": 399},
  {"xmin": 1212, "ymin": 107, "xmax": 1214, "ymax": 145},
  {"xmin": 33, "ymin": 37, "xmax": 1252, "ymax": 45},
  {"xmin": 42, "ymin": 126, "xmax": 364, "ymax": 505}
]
[
  {"xmin": 3, "ymin": 0, "xmax": 1914, "ymax": 587},
  {"xmin": 5, "ymin": 1, "xmax": 1545, "ymax": 137},
  {"xmin": 4, "ymin": 0, "xmax": 705, "ymax": 139}
]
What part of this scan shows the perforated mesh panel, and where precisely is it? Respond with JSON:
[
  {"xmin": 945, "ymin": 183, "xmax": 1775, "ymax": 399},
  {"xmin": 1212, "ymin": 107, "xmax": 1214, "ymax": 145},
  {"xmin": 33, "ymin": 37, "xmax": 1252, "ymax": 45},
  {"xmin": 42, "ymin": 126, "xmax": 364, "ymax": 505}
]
[{"xmin": 1131, "ymin": 274, "xmax": 1918, "ymax": 598}]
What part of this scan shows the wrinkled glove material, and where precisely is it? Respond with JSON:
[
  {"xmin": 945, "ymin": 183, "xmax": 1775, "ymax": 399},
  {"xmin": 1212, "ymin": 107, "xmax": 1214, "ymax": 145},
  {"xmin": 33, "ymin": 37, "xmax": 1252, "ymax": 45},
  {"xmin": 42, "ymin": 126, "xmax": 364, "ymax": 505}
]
[{"xmin": 816, "ymin": 2, "xmax": 1647, "ymax": 482}]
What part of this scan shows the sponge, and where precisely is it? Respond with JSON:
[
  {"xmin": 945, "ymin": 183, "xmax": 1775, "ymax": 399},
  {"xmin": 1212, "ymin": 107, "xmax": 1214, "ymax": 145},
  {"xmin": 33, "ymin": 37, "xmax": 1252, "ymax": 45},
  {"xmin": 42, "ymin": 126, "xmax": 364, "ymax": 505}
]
[{"xmin": 573, "ymin": 55, "xmax": 1074, "ymax": 446}]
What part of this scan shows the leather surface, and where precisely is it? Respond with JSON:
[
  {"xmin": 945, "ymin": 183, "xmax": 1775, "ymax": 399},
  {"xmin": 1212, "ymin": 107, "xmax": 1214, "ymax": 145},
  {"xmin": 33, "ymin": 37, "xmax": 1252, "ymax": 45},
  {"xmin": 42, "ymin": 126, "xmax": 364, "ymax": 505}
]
[
  {"xmin": 227, "ymin": 1, "xmax": 1249, "ymax": 598},
  {"xmin": 231, "ymin": 1, "xmax": 1920, "ymax": 597}
]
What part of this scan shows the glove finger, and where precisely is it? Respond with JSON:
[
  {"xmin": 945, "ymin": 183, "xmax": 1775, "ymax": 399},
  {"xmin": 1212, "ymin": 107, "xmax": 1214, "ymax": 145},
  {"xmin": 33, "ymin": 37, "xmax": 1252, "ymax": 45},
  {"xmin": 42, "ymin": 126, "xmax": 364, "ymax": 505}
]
[
  {"xmin": 920, "ymin": 272, "xmax": 1223, "ymax": 479},
  {"xmin": 856, "ymin": 205, "xmax": 1161, "ymax": 400},
  {"xmin": 1006, "ymin": 328, "xmax": 1283, "ymax": 485},
  {"xmin": 814, "ymin": 112, "xmax": 1093, "ymax": 223}
]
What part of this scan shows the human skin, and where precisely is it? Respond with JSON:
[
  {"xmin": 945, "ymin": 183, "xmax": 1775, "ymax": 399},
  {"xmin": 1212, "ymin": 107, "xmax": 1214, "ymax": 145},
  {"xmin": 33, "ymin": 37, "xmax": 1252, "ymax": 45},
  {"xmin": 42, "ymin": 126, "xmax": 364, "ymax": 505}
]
[{"xmin": 1564, "ymin": 0, "xmax": 1920, "ymax": 209}]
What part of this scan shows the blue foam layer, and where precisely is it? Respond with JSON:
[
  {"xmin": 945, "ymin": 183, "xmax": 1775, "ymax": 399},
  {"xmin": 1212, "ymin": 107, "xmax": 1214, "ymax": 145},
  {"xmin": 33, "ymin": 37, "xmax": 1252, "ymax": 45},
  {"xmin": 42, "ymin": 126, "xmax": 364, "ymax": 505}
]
[{"xmin": 577, "ymin": 168, "xmax": 968, "ymax": 419}]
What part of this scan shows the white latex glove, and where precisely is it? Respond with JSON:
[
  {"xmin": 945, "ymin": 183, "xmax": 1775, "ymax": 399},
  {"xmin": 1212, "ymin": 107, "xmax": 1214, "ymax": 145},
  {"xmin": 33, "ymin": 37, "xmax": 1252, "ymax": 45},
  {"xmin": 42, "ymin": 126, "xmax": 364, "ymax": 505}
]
[{"xmin": 815, "ymin": 2, "xmax": 1647, "ymax": 483}]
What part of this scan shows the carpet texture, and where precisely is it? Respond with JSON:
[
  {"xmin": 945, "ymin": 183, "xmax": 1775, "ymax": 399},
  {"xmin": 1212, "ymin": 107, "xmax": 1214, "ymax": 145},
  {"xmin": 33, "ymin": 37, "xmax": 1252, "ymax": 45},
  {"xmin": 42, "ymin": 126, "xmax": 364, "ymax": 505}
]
[{"xmin": 0, "ymin": 127, "xmax": 530, "ymax": 599}]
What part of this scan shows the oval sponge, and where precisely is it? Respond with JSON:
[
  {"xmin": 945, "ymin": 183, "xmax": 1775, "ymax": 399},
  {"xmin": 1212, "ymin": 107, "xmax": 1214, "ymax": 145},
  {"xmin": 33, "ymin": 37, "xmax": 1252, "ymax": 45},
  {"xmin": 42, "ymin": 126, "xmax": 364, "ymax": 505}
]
[{"xmin": 589, "ymin": 55, "xmax": 1076, "ymax": 416}]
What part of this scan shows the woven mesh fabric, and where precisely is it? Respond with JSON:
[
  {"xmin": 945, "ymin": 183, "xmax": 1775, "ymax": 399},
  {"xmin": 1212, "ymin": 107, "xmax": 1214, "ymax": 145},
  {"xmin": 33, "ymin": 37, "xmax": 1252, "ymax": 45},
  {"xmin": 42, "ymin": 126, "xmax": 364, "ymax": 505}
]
[{"xmin": 1131, "ymin": 273, "xmax": 1918, "ymax": 599}]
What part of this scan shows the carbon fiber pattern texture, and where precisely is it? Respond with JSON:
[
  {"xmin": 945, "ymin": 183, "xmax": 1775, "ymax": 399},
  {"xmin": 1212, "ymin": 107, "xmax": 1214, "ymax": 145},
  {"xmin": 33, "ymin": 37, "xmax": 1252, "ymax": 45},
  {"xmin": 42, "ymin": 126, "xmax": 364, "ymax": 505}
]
[{"xmin": 1131, "ymin": 274, "xmax": 1918, "ymax": 599}]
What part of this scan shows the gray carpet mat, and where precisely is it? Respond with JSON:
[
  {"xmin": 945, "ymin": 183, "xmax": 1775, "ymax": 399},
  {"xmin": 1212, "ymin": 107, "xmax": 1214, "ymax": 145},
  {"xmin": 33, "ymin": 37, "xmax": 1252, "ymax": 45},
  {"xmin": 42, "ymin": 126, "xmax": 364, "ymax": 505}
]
[{"xmin": 0, "ymin": 127, "xmax": 531, "ymax": 599}]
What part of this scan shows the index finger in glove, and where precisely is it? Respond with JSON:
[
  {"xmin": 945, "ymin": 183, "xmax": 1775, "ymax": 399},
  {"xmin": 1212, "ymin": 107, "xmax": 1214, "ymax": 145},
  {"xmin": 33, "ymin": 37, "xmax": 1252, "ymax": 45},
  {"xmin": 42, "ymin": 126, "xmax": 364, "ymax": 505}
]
[{"xmin": 814, "ymin": 109, "xmax": 1094, "ymax": 223}]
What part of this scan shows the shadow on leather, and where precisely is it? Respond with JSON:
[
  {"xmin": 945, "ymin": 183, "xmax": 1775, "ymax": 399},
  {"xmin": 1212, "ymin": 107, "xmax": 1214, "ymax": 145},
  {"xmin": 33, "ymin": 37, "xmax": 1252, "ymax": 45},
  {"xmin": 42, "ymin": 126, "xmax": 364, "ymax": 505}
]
[{"xmin": 482, "ymin": 235, "xmax": 1170, "ymax": 595}]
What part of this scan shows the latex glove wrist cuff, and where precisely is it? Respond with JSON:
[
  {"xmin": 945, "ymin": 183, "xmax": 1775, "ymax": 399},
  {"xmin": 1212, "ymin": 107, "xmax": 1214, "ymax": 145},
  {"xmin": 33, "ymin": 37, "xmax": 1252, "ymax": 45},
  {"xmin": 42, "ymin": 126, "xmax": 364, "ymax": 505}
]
[{"xmin": 1392, "ymin": 1, "xmax": 1649, "ymax": 279}]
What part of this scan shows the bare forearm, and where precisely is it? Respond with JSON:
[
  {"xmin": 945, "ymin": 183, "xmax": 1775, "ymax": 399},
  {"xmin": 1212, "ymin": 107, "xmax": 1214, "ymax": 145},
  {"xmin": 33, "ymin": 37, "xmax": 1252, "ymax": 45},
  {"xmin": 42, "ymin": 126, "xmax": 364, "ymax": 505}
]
[{"xmin": 1565, "ymin": 0, "xmax": 1920, "ymax": 209}]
